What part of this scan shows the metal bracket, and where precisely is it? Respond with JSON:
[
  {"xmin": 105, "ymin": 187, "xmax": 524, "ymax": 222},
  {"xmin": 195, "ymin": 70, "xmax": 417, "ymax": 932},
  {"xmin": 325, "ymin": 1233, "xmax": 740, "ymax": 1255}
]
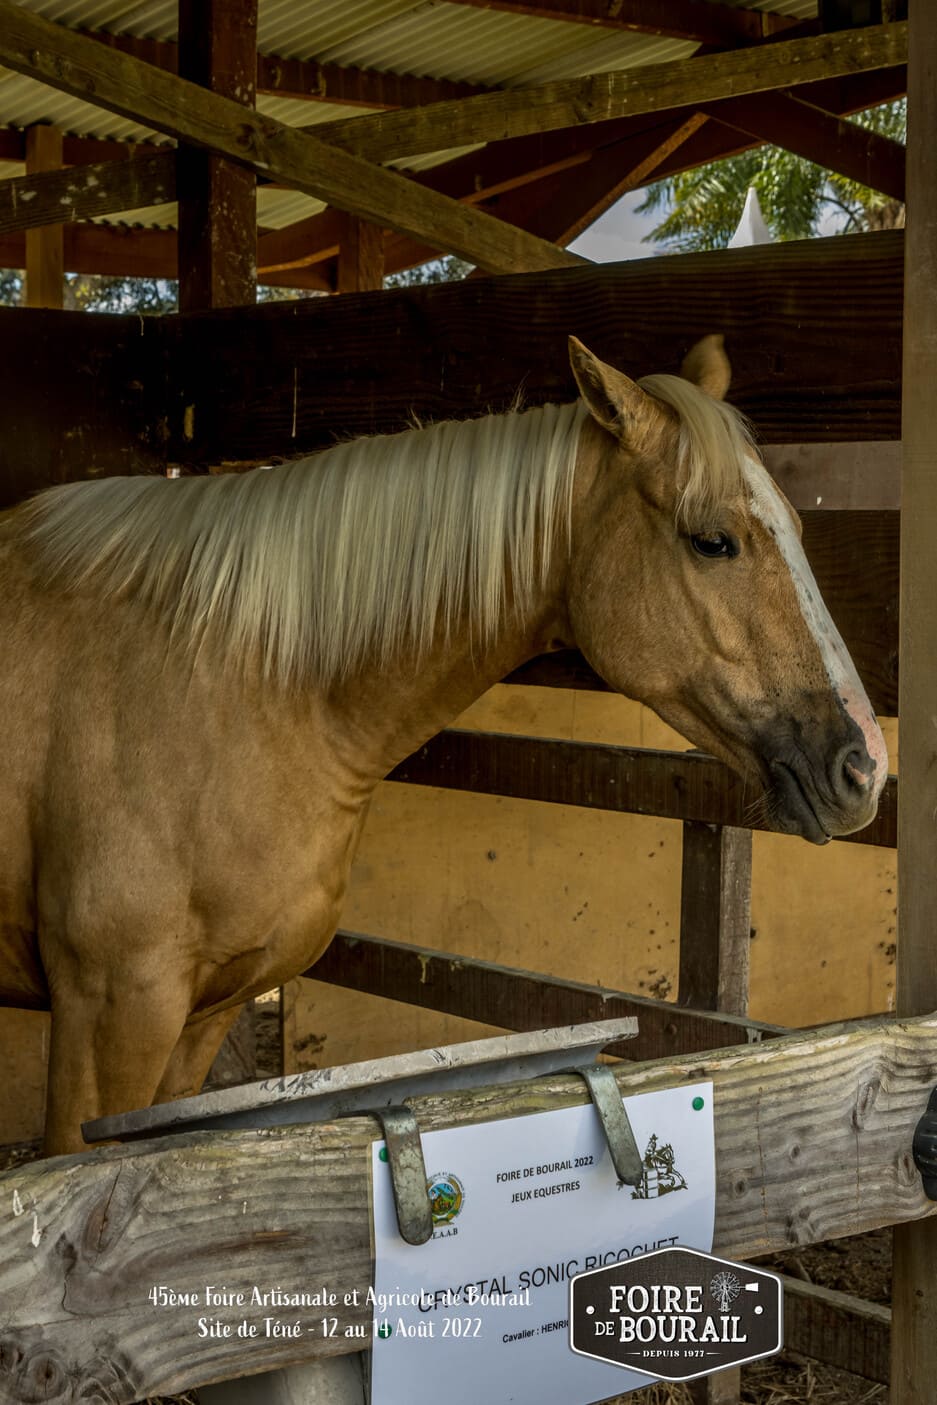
[
  {"xmin": 372, "ymin": 1106, "xmax": 434, "ymax": 1247},
  {"xmin": 370, "ymin": 1064, "xmax": 643, "ymax": 1248},
  {"xmin": 913, "ymin": 1087, "xmax": 937, "ymax": 1200},
  {"xmin": 567, "ymin": 1064, "xmax": 643, "ymax": 1187}
]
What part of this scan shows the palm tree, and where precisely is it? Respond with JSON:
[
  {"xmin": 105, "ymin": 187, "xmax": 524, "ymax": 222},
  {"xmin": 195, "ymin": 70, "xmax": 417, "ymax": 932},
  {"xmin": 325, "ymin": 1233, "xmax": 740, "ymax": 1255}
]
[{"xmin": 638, "ymin": 100, "xmax": 906, "ymax": 253}]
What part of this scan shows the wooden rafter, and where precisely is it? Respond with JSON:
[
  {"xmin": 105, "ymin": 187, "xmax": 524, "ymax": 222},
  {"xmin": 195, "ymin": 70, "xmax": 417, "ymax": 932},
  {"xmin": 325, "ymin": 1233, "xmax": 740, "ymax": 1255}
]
[
  {"xmin": 711, "ymin": 90, "xmax": 905, "ymax": 200},
  {"xmin": 313, "ymin": 21, "xmax": 907, "ymax": 163},
  {"xmin": 257, "ymin": 111, "xmax": 697, "ymax": 277},
  {"xmin": 0, "ymin": 125, "xmax": 167, "ymax": 165},
  {"xmin": 381, "ymin": 113, "xmax": 710, "ymax": 275},
  {"xmin": 633, "ymin": 66, "xmax": 909, "ymax": 184},
  {"xmin": 0, "ymin": 3, "xmax": 582, "ymax": 276},
  {"xmin": 259, "ymin": 63, "xmax": 906, "ymax": 285},
  {"xmin": 0, "ymin": 151, "xmax": 176, "ymax": 235},
  {"xmin": 443, "ymin": 0, "xmax": 811, "ymax": 45},
  {"xmin": 84, "ymin": 29, "xmax": 491, "ymax": 109}
]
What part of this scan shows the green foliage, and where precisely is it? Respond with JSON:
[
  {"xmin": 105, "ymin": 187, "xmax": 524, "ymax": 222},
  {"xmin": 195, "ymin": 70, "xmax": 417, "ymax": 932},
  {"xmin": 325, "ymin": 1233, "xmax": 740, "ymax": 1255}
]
[
  {"xmin": 384, "ymin": 255, "xmax": 472, "ymax": 288},
  {"xmin": 638, "ymin": 100, "xmax": 906, "ymax": 253}
]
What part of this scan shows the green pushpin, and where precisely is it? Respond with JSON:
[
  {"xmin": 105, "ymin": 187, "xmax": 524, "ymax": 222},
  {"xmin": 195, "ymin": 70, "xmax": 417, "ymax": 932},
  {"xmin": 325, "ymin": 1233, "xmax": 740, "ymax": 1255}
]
[
  {"xmin": 377, "ymin": 1321, "xmax": 393, "ymax": 1339},
  {"xmin": 692, "ymin": 1096, "xmax": 705, "ymax": 1111},
  {"xmin": 379, "ymin": 1145, "xmax": 388, "ymax": 1162}
]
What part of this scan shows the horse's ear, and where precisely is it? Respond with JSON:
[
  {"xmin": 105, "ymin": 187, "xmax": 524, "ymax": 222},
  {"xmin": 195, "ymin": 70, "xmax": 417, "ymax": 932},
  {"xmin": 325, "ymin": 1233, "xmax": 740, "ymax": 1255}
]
[
  {"xmin": 680, "ymin": 333, "xmax": 731, "ymax": 400},
  {"xmin": 568, "ymin": 336, "xmax": 651, "ymax": 441}
]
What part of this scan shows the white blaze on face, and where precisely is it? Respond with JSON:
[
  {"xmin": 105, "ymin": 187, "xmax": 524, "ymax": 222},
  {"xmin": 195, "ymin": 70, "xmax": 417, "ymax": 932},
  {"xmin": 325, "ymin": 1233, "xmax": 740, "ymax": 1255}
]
[{"xmin": 746, "ymin": 458, "xmax": 888, "ymax": 797}]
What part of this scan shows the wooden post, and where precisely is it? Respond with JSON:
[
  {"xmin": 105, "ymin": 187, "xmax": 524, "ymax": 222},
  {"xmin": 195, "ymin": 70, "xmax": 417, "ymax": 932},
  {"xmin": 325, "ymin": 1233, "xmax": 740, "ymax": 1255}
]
[
  {"xmin": 24, "ymin": 124, "xmax": 63, "ymax": 308},
  {"xmin": 337, "ymin": 214, "xmax": 385, "ymax": 293},
  {"xmin": 680, "ymin": 821, "xmax": 752, "ymax": 1405},
  {"xmin": 177, "ymin": 0, "xmax": 257, "ymax": 311},
  {"xmin": 891, "ymin": 1, "xmax": 937, "ymax": 1401},
  {"xmin": 678, "ymin": 822, "xmax": 752, "ymax": 1017}
]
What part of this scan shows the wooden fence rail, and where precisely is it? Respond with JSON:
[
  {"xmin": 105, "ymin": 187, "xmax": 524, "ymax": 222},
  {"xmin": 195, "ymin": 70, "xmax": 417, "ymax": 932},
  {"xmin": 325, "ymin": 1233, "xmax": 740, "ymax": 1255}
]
[
  {"xmin": 388, "ymin": 730, "xmax": 898, "ymax": 848},
  {"xmin": 306, "ymin": 931, "xmax": 784, "ymax": 1060},
  {"xmin": 1, "ymin": 1014, "xmax": 934, "ymax": 1401}
]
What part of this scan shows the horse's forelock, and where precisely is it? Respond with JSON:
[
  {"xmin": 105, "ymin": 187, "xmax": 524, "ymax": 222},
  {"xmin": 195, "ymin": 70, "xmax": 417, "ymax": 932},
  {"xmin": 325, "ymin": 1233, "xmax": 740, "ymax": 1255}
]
[{"xmin": 636, "ymin": 372, "xmax": 755, "ymax": 528}]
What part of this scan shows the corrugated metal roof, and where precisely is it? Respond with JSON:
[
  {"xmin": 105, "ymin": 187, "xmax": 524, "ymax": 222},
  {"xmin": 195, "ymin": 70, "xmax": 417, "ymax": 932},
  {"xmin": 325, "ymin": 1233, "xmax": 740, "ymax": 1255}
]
[{"xmin": 1, "ymin": 0, "xmax": 821, "ymax": 234}]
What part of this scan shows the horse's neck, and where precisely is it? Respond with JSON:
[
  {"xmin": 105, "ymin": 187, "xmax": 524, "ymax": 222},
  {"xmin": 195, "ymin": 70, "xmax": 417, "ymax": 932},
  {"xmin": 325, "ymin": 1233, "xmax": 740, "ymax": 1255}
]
[{"xmin": 324, "ymin": 591, "xmax": 571, "ymax": 784}]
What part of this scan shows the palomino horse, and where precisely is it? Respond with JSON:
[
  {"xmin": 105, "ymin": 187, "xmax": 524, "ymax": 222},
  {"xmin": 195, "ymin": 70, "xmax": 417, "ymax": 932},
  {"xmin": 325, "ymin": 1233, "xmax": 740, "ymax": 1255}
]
[{"xmin": 0, "ymin": 335, "xmax": 886, "ymax": 1156}]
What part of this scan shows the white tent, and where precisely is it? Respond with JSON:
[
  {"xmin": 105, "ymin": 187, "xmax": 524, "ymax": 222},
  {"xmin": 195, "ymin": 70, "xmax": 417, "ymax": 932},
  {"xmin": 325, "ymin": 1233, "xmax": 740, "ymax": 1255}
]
[{"xmin": 728, "ymin": 187, "xmax": 774, "ymax": 247}]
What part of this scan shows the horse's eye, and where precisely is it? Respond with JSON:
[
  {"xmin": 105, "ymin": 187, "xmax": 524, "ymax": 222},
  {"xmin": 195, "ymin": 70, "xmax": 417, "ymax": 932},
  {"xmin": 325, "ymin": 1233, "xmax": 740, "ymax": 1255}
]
[{"xmin": 690, "ymin": 531, "xmax": 739, "ymax": 560}]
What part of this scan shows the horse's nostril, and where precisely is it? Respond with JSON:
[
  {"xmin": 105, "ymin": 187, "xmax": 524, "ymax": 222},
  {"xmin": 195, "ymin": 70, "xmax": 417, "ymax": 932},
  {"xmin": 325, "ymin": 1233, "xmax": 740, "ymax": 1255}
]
[{"xmin": 841, "ymin": 748, "xmax": 872, "ymax": 792}]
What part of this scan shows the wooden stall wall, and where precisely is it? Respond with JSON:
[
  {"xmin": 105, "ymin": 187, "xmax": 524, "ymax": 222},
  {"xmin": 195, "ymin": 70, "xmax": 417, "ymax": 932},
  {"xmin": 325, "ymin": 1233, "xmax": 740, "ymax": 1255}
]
[
  {"xmin": 0, "ymin": 305, "xmax": 167, "ymax": 508},
  {"xmin": 159, "ymin": 230, "xmax": 905, "ymax": 1082},
  {"xmin": 163, "ymin": 230, "xmax": 903, "ymax": 466},
  {"xmin": 0, "ymin": 231, "xmax": 904, "ymax": 1142}
]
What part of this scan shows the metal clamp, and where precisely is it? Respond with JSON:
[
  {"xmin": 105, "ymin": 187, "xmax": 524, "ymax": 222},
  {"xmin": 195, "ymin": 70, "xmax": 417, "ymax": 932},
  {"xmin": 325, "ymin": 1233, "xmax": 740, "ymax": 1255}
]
[
  {"xmin": 372, "ymin": 1063, "xmax": 645, "ymax": 1246},
  {"xmin": 570, "ymin": 1064, "xmax": 643, "ymax": 1187},
  {"xmin": 372, "ymin": 1106, "xmax": 435, "ymax": 1246},
  {"xmin": 913, "ymin": 1087, "xmax": 937, "ymax": 1201}
]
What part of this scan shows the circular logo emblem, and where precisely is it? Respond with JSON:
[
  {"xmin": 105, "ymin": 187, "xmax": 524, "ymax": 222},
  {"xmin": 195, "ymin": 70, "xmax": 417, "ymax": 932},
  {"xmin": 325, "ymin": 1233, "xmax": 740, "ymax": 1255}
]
[{"xmin": 427, "ymin": 1172, "xmax": 465, "ymax": 1224}]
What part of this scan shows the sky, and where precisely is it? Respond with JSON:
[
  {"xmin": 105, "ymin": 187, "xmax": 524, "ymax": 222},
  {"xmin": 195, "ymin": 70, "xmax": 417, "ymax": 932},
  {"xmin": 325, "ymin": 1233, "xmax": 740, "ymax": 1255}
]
[{"xmin": 568, "ymin": 188, "xmax": 662, "ymax": 262}]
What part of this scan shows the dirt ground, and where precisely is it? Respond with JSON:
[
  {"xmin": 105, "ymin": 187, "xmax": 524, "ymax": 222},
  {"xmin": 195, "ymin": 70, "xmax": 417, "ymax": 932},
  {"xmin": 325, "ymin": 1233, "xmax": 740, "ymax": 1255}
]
[{"xmin": 1, "ymin": 1001, "xmax": 892, "ymax": 1405}]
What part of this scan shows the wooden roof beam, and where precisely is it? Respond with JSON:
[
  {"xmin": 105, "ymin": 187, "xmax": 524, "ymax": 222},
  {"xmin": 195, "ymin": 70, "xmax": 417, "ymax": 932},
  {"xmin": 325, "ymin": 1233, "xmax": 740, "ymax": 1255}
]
[
  {"xmin": 0, "ymin": 126, "xmax": 168, "ymax": 164},
  {"xmin": 0, "ymin": 4, "xmax": 582, "ymax": 276},
  {"xmin": 711, "ymin": 90, "xmax": 905, "ymax": 200},
  {"xmin": 83, "ymin": 29, "xmax": 491, "ymax": 109},
  {"xmin": 443, "ymin": 0, "xmax": 813, "ymax": 46},
  {"xmin": 257, "ymin": 111, "xmax": 691, "ymax": 275},
  {"xmin": 0, "ymin": 150, "xmax": 176, "ymax": 235},
  {"xmin": 381, "ymin": 114, "xmax": 708, "ymax": 275},
  {"xmin": 312, "ymin": 20, "xmax": 907, "ymax": 163},
  {"xmin": 261, "ymin": 63, "xmax": 907, "ymax": 283},
  {"xmin": 0, "ymin": 223, "xmax": 332, "ymax": 289}
]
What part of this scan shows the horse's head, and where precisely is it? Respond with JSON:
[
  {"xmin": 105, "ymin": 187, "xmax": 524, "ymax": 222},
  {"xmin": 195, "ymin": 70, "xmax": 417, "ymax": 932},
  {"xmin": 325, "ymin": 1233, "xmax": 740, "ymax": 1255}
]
[{"xmin": 565, "ymin": 334, "xmax": 886, "ymax": 843}]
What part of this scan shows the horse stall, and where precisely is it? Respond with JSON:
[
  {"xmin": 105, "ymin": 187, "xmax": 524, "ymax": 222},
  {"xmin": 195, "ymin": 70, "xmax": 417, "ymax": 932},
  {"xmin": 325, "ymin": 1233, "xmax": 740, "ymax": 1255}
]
[{"xmin": 0, "ymin": 3, "xmax": 935, "ymax": 1405}]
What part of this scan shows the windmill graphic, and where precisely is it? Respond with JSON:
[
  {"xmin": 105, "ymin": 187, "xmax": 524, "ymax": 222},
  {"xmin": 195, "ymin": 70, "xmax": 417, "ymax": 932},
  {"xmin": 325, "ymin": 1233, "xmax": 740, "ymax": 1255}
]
[{"xmin": 631, "ymin": 1133, "xmax": 688, "ymax": 1200}]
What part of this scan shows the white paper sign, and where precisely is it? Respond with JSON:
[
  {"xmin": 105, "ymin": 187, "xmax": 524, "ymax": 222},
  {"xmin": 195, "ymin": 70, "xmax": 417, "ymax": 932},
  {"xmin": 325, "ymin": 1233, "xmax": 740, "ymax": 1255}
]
[{"xmin": 370, "ymin": 1081, "xmax": 715, "ymax": 1405}]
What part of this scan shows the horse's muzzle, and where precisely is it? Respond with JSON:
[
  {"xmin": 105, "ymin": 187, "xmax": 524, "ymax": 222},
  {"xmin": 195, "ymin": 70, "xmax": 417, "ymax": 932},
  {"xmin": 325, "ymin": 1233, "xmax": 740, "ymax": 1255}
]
[{"xmin": 765, "ymin": 736, "xmax": 882, "ymax": 845}]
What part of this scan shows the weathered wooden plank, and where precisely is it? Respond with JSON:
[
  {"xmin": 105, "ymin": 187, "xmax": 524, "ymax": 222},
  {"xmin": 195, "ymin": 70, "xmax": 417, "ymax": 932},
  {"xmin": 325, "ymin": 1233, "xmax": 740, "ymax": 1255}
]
[
  {"xmin": 0, "ymin": 1013, "xmax": 934, "ymax": 1398},
  {"xmin": 313, "ymin": 22, "xmax": 907, "ymax": 163},
  {"xmin": 388, "ymin": 731, "xmax": 899, "ymax": 848},
  {"xmin": 24, "ymin": 125, "xmax": 63, "ymax": 310},
  {"xmin": 783, "ymin": 1276, "xmax": 890, "ymax": 1383},
  {"xmin": 891, "ymin": 2, "xmax": 937, "ymax": 1400},
  {"xmin": 177, "ymin": 0, "xmax": 258, "ymax": 313},
  {"xmin": 0, "ymin": 150, "xmax": 176, "ymax": 235},
  {"xmin": 0, "ymin": 3, "xmax": 582, "ymax": 277},
  {"xmin": 167, "ymin": 232, "xmax": 905, "ymax": 465},
  {"xmin": 306, "ymin": 931, "xmax": 782, "ymax": 1061},
  {"xmin": 763, "ymin": 441, "xmax": 901, "ymax": 510}
]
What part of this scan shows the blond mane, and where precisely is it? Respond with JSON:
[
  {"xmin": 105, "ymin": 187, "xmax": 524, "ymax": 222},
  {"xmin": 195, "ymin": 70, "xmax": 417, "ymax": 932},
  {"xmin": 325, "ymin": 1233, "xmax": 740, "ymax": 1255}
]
[
  {"xmin": 23, "ymin": 377, "xmax": 753, "ymax": 687},
  {"xmin": 637, "ymin": 372, "xmax": 756, "ymax": 528},
  {"xmin": 25, "ymin": 402, "xmax": 586, "ymax": 686}
]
